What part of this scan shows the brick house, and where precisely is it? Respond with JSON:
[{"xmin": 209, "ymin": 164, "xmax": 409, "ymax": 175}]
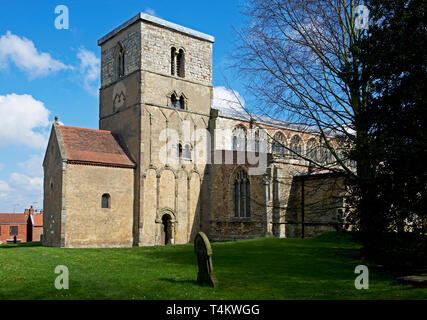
[
  {"xmin": 25, "ymin": 206, "xmax": 44, "ymax": 242},
  {"xmin": 0, "ymin": 206, "xmax": 44, "ymax": 244},
  {"xmin": 0, "ymin": 213, "xmax": 28, "ymax": 244}
]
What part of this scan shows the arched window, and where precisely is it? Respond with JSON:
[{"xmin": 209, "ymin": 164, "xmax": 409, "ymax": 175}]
[
  {"xmin": 232, "ymin": 126, "xmax": 247, "ymax": 151},
  {"xmin": 290, "ymin": 135, "xmax": 303, "ymax": 159},
  {"xmin": 306, "ymin": 138, "xmax": 318, "ymax": 162},
  {"xmin": 171, "ymin": 47, "xmax": 176, "ymax": 75},
  {"xmin": 170, "ymin": 93, "xmax": 186, "ymax": 110},
  {"xmin": 177, "ymin": 143, "xmax": 183, "ymax": 159},
  {"xmin": 254, "ymin": 130, "xmax": 260, "ymax": 153},
  {"xmin": 101, "ymin": 194, "xmax": 111, "ymax": 209},
  {"xmin": 183, "ymin": 144, "xmax": 191, "ymax": 160},
  {"xmin": 233, "ymin": 169, "xmax": 250, "ymax": 218},
  {"xmin": 320, "ymin": 144, "xmax": 334, "ymax": 164},
  {"xmin": 272, "ymin": 132, "xmax": 286, "ymax": 157},
  {"xmin": 170, "ymin": 93, "xmax": 178, "ymax": 108},
  {"xmin": 116, "ymin": 43, "xmax": 125, "ymax": 79},
  {"xmin": 177, "ymin": 143, "xmax": 191, "ymax": 160},
  {"xmin": 179, "ymin": 95, "xmax": 185, "ymax": 110},
  {"xmin": 177, "ymin": 49, "xmax": 185, "ymax": 78}
]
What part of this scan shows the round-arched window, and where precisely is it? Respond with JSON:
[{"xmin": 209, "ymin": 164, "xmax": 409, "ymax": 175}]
[{"xmin": 101, "ymin": 194, "xmax": 111, "ymax": 209}]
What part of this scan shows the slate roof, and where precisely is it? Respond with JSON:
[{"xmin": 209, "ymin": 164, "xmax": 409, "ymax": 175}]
[
  {"xmin": 98, "ymin": 12, "xmax": 215, "ymax": 46},
  {"xmin": 59, "ymin": 126, "xmax": 135, "ymax": 168},
  {"xmin": 0, "ymin": 213, "xmax": 28, "ymax": 224}
]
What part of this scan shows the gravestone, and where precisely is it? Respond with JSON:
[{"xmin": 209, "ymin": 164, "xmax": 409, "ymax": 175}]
[{"xmin": 194, "ymin": 231, "xmax": 218, "ymax": 287}]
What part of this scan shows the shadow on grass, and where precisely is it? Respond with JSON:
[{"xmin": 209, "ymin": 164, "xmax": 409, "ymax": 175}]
[{"xmin": 0, "ymin": 242, "xmax": 42, "ymax": 249}]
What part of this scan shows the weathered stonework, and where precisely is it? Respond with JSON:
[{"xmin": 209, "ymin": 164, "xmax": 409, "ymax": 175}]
[
  {"xmin": 62, "ymin": 164, "xmax": 134, "ymax": 248},
  {"xmin": 43, "ymin": 13, "xmax": 347, "ymax": 248}
]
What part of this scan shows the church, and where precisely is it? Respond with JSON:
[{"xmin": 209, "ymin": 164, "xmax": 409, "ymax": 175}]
[{"xmin": 42, "ymin": 13, "xmax": 347, "ymax": 248}]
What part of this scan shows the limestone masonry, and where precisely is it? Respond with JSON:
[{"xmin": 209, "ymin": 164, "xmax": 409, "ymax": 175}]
[{"xmin": 43, "ymin": 13, "xmax": 347, "ymax": 248}]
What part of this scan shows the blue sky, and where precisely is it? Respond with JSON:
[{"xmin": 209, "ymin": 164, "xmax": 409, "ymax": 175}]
[{"xmin": 0, "ymin": 0, "xmax": 248, "ymax": 212}]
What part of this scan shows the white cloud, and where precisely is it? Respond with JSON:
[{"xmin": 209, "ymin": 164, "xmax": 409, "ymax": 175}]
[
  {"xmin": 17, "ymin": 154, "xmax": 44, "ymax": 178},
  {"xmin": 0, "ymin": 31, "xmax": 72, "ymax": 78},
  {"xmin": 212, "ymin": 86, "xmax": 246, "ymax": 115},
  {"xmin": 0, "ymin": 93, "xmax": 51, "ymax": 149},
  {"xmin": 0, "ymin": 154, "xmax": 44, "ymax": 212},
  {"xmin": 0, "ymin": 180, "xmax": 11, "ymax": 193},
  {"xmin": 77, "ymin": 47, "xmax": 100, "ymax": 96},
  {"xmin": 0, "ymin": 175, "xmax": 43, "ymax": 212},
  {"xmin": 9, "ymin": 172, "xmax": 43, "ymax": 194}
]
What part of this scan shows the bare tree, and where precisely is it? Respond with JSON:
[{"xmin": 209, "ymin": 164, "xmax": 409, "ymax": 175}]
[{"xmin": 233, "ymin": 0, "xmax": 379, "ymax": 234}]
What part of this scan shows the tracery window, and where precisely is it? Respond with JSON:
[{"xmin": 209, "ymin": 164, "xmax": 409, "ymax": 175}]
[
  {"xmin": 233, "ymin": 169, "xmax": 250, "ymax": 218},
  {"xmin": 306, "ymin": 138, "xmax": 319, "ymax": 162},
  {"xmin": 272, "ymin": 132, "xmax": 286, "ymax": 157},
  {"xmin": 290, "ymin": 135, "xmax": 303, "ymax": 159}
]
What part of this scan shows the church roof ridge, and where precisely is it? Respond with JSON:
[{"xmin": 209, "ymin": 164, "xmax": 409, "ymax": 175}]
[
  {"xmin": 98, "ymin": 12, "xmax": 215, "ymax": 46},
  {"xmin": 59, "ymin": 125, "xmax": 113, "ymax": 134}
]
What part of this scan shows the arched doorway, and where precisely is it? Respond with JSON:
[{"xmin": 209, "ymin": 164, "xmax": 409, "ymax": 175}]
[
  {"xmin": 161, "ymin": 214, "xmax": 173, "ymax": 245},
  {"xmin": 156, "ymin": 208, "xmax": 177, "ymax": 245}
]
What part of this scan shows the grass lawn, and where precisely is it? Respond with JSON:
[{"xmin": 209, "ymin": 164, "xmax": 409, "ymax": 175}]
[{"xmin": 0, "ymin": 232, "xmax": 425, "ymax": 300}]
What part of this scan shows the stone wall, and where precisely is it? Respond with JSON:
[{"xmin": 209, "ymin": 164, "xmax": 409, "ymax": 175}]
[
  {"xmin": 203, "ymin": 114, "xmax": 348, "ymax": 241},
  {"xmin": 141, "ymin": 21, "xmax": 212, "ymax": 86},
  {"xmin": 206, "ymin": 151, "xmax": 268, "ymax": 241},
  {"xmin": 62, "ymin": 164, "xmax": 134, "ymax": 248},
  {"xmin": 100, "ymin": 22, "xmax": 142, "ymax": 88},
  {"xmin": 285, "ymin": 174, "xmax": 346, "ymax": 238},
  {"xmin": 99, "ymin": 19, "xmax": 213, "ymax": 92},
  {"xmin": 139, "ymin": 104, "xmax": 210, "ymax": 245},
  {"xmin": 43, "ymin": 126, "xmax": 65, "ymax": 247}
]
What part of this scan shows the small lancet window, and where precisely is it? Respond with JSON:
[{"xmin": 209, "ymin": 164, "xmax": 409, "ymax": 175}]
[
  {"xmin": 177, "ymin": 143, "xmax": 183, "ymax": 159},
  {"xmin": 254, "ymin": 130, "xmax": 260, "ymax": 153},
  {"xmin": 116, "ymin": 44, "xmax": 125, "ymax": 78},
  {"xmin": 171, "ymin": 94, "xmax": 178, "ymax": 108},
  {"xmin": 179, "ymin": 96, "xmax": 185, "ymax": 110},
  {"xmin": 171, "ymin": 47, "xmax": 176, "ymax": 75},
  {"xmin": 101, "ymin": 194, "xmax": 111, "ymax": 209},
  {"xmin": 177, "ymin": 49, "xmax": 185, "ymax": 78}
]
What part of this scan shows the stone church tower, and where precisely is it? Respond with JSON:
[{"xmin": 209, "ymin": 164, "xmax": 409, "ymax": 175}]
[
  {"xmin": 43, "ymin": 13, "xmax": 214, "ymax": 248},
  {"xmin": 97, "ymin": 13, "xmax": 214, "ymax": 246},
  {"xmin": 43, "ymin": 13, "xmax": 347, "ymax": 248}
]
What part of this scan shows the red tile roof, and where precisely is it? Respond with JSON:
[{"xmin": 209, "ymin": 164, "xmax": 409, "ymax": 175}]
[
  {"xmin": 60, "ymin": 126, "xmax": 135, "ymax": 168},
  {"xmin": 0, "ymin": 213, "xmax": 28, "ymax": 224}
]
